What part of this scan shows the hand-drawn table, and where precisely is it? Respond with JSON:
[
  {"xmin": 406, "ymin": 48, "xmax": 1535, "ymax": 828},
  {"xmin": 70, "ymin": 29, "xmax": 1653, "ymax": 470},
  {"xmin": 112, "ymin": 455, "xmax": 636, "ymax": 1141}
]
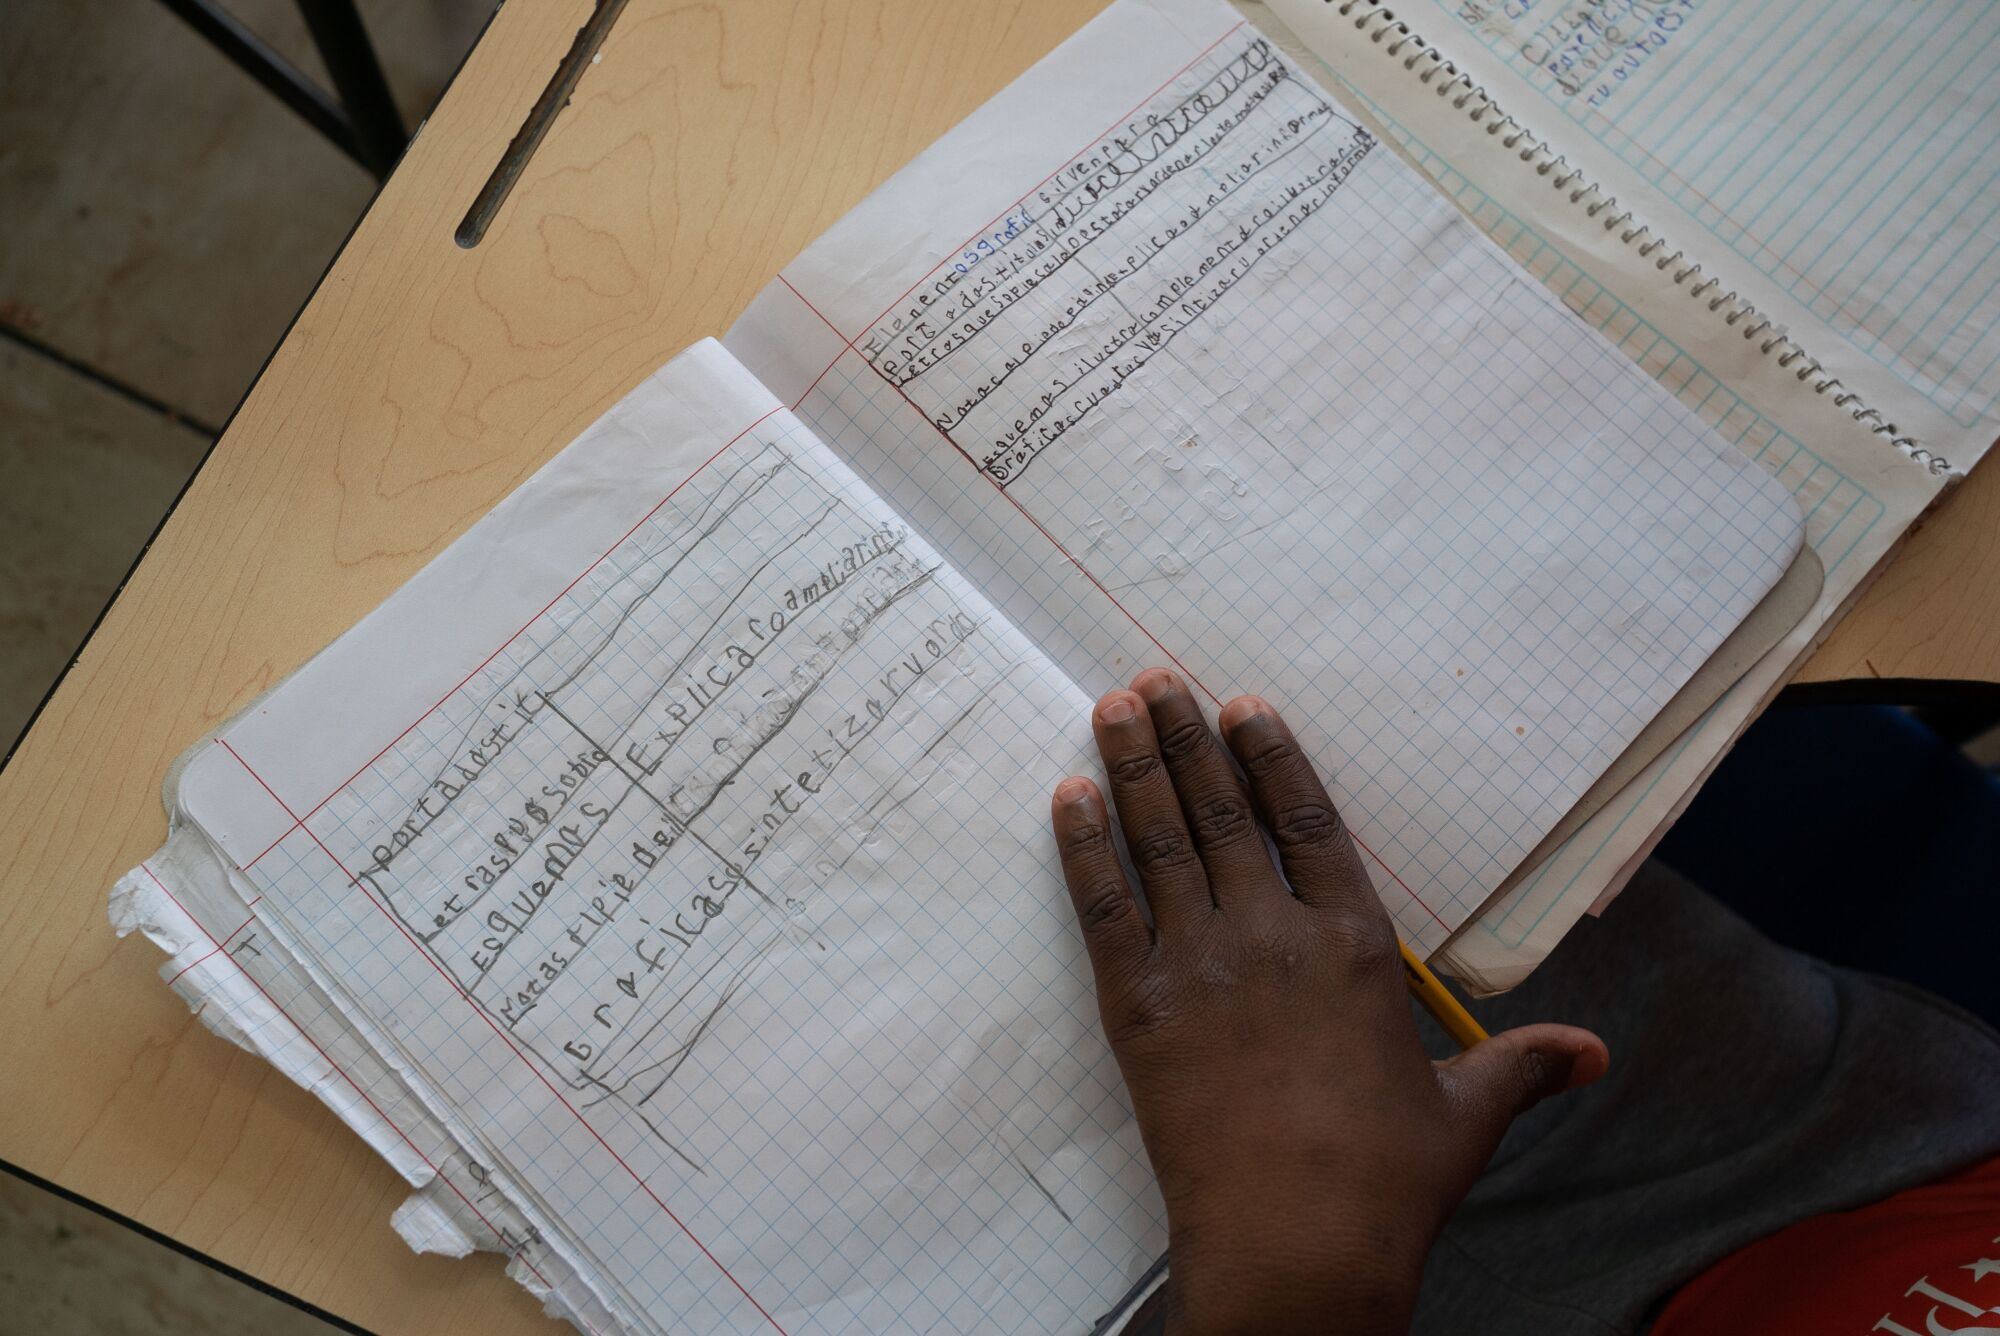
[{"xmin": 2, "ymin": 3, "xmax": 1993, "ymax": 1331}]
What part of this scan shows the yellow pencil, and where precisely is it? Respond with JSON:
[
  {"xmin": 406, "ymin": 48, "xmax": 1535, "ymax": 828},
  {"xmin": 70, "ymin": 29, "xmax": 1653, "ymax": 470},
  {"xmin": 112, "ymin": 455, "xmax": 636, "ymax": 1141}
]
[{"xmin": 1400, "ymin": 940, "xmax": 1488, "ymax": 1049}]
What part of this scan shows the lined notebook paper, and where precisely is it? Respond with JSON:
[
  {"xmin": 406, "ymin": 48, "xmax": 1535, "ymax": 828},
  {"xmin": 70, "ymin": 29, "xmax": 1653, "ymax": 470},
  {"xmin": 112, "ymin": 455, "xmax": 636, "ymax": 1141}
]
[{"xmin": 124, "ymin": 1, "xmax": 1811, "ymax": 1331}]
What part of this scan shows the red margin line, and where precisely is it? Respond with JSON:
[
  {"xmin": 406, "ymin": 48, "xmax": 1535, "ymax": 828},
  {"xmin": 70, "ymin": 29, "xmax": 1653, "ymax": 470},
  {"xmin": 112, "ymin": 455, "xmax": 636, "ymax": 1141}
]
[
  {"xmin": 776, "ymin": 273, "xmax": 852, "ymax": 348},
  {"xmin": 184, "ymin": 13, "xmax": 1434, "ymax": 1322},
  {"xmin": 856, "ymin": 19, "xmax": 1249, "ymax": 339},
  {"xmin": 244, "ymin": 16, "xmax": 1246, "ymax": 872},
  {"xmin": 865, "ymin": 339, "xmax": 1449, "ymax": 934},
  {"xmin": 773, "ymin": 16, "xmax": 1254, "ymax": 708},
  {"xmin": 244, "ymin": 405, "xmax": 788, "ymax": 871},
  {"xmin": 776, "ymin": 273, "xmax": 862, "ymax": 410},
  {"xmin": 164, "ymin": 910, "xmax": 261, "ymax": 986},
  {"xmin": 882, "ymin": 372, "xmax": 1224, "ymax": 707},
  {"xmin": 136, "ymin": 863, "xmax": 604, "ymax": 1336},
  {"xmin": 769, "ymin": 14, "xmax": 1449, "ymax": 935},
  {"xmin": 778, "ymin": 268, "xmax": 1225, "ymax": 702},
  {"xmin": 218, "ymin": 743, "xmax": 788, "ymax": 1335}
]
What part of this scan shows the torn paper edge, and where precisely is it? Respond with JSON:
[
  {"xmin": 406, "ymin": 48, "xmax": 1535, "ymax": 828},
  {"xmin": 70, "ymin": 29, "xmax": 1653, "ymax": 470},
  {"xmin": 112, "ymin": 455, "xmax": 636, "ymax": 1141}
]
[{"xmin": 111, "ymin": 764, "xmax": 628, "ymax": 1336}]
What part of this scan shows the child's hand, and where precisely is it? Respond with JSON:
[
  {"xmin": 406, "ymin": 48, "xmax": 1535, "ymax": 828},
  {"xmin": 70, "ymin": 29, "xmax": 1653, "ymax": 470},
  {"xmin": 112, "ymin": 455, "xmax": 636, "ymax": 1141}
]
[{"xmin": 1051, "ymin": 670, "xmax": 1608, "ymax": 1335}]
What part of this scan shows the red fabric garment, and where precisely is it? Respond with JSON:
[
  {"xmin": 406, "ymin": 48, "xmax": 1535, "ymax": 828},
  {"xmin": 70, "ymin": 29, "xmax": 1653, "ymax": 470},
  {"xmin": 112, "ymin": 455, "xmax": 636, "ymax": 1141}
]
[{"xmin": 1650, "ymin": 1157, "xmax": 2000, "ymax": 1336}]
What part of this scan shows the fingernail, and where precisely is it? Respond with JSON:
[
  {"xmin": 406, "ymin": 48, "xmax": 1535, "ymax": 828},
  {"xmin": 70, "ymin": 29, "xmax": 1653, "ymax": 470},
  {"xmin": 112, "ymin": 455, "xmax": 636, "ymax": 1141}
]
[
  {"xmin": 1565, "ymin": 1043, "xmax": 1610, "ymax": 1089},
  {"xmin": 1132, "ymin": 668, "xmax": 1177, "ymax": 699},
  {"xmin": 1054, "ymin": 777, "xmax": 1092, "ymax": 804},
  {"xmin": 1099, "ymin": 695, "xmax": 1136, "ymax": 724},
  {"xmin": 1218, "ymin": 695, "xmax": 1272, "ymax": 729}
]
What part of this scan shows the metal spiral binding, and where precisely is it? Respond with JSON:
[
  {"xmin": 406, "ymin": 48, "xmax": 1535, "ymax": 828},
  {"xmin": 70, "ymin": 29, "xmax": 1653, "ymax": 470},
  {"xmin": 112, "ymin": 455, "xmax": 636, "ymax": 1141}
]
[{"xmin": 1324, "ymin": 0, "xmax": 1953, "ymax": 476}]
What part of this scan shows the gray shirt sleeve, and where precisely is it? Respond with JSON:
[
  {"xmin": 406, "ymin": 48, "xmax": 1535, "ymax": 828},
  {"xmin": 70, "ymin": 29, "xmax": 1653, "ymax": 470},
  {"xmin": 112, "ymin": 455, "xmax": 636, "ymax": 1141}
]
[{"xmin": 1412, "ymin": 861, "xmax": 2000, "ymax": 1336}]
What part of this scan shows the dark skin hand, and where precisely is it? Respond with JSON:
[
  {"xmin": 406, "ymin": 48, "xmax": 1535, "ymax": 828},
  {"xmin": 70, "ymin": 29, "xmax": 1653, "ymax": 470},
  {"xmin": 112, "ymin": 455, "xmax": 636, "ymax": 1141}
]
[{"xmin": 1051, "ymin": 670, "xmax": 1610, "ymax": 1336}]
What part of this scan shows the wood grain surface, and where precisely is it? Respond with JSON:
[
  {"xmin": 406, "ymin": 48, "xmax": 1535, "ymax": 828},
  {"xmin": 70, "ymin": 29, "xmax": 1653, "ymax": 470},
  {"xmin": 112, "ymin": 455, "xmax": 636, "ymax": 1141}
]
[
  {"xmin": 1792, "ymin": 455, "xmax": 2000, "ymax": 684},
  {"xmin": 0, "ymin": 4, "xmax": 1108, "ymax": 1331},
  {"xmin": 0, "ymin": 2, "xmax": 1991, "ymax": 1332}
]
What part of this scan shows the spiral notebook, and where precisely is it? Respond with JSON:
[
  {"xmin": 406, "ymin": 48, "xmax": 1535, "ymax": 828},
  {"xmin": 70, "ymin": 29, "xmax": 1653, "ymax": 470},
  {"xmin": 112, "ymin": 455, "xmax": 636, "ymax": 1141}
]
[
  {"xmin": 112, "ymin": 0, "xmax": 1972, "ymax": 1331},
  {"xmin": 1260, "ymin": 0, "xmax": 1997, "ymax": 988}
]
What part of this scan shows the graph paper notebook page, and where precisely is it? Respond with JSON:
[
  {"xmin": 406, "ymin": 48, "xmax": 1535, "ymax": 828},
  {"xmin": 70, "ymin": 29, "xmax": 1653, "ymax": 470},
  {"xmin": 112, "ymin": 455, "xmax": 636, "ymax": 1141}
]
[
  {"xmin": 1251, "ymin": 0, "xmax": 1995, "ymax": 988},
  {"xmin": 170, "ymin": 342, "xmax": 1164, "ymax": 1335},
  {"xmin": 116, "ymin": 1, "xmax": 1830, "ymax": 1332},
  {"xmin": 725, "ymin": 0, "xmax": 1804, "ymax": 956},
  {"xmin": 1273, "ymin": 0, "xmax": 2000, "ymax": 475}
]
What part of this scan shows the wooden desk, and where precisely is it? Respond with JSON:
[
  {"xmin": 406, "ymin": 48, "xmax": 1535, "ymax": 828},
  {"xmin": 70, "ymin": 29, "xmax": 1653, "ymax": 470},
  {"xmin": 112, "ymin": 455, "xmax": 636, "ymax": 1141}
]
[
  {"xmin": 1, "ymin": 2, "xmax": 1993, "ymax": 1331},
  {"xmin": 1791, "ymin": 453, "xmax": 2000, "ymax": 685}
]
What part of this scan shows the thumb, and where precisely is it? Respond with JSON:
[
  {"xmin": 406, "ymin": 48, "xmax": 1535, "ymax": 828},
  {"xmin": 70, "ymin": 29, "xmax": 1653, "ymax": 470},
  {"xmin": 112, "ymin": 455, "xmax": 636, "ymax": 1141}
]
[{"xmin": 1435, "ymin": 1023, "xmax": 1609, "ymax": 1161}]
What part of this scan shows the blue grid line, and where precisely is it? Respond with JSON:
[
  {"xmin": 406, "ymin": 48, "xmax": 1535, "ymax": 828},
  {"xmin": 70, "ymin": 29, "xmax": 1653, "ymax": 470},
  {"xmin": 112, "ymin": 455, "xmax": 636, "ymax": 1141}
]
[
  {"xmin": 1442, "ymin": 0, "xmax": 2000, "ymax": 426},
  {"xmin": 1168, "ymin": 60, "xmax": 1886, "ymax": 949}
]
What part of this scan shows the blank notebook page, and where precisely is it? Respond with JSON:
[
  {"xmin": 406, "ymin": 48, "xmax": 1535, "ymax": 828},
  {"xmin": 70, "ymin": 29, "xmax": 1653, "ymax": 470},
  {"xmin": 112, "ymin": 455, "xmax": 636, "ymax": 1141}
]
[{"xmin": 725, "ymin": 0, "xmax": 1807, "ymax": 954}]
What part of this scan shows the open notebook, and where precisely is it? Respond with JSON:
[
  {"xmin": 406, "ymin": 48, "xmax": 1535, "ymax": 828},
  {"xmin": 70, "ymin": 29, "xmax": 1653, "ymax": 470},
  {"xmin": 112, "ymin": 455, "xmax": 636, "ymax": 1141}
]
[{"xmin": 109, "ymin": 0, "xmax": 1971, "ymax": 1331}]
